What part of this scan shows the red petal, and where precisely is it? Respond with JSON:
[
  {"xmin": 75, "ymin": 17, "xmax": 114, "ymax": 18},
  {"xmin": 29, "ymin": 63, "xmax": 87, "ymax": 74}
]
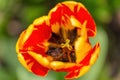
[
  {"xmin": 55, "ymin": 65, "xmax": 83, "ymax": 79},
  {"xmin": 65, "ymin": 66, "xmax": 83, "ymax": 79},
  {"xmin": 31, "ymin": 61, "xmax": 48, "ymax": 76},
  {"xmin": 79, "ymin": 49, "xmax": 93, "ymax": 65},
  {"xmin": 65, "ymin": 70, "xmax": 80, "ymax": 79},
  {"xmin": 61, "ymin": 3, "xmax": 73, "ymax": 16},
  {"xmin": 24, "ymin": 22, "xmax": 51, "ymax": 47},
  {"xmin": 75, "ymin": 7, "xmax": 96, "ymax": 36},
  {"xmin": 20, "ymin": 22, "xmax": 51, "ymax": 56},
  {"xmin": 22, "ymin": 53, "xmax": 49, "ymax": 76},
  {"xmin": 50, "ymin": 6, "xmax": 62, "ymax": 24},
  {"xmin": 80, "ymin": 43, "xmax": 100, "ymax": 65}
]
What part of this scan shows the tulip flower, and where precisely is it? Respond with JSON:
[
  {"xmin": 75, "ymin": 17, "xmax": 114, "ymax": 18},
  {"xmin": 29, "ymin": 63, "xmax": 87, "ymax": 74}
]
[{"xmin": 16, "ymin": 1, "xmax": 100, "ymax": 79}]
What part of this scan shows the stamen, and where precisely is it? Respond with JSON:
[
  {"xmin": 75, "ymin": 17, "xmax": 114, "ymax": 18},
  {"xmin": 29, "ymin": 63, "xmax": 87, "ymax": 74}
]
[
  {"xmin": 60, "ymin": 26, "xmax": 68, "ymax": 40},
  {"xmin": 61, "ymin": 39, "xmax": 72, "ymax": 50},
  {"xmin": 68, "ymin": 51, "xmax": 72, "ymax": 62}
]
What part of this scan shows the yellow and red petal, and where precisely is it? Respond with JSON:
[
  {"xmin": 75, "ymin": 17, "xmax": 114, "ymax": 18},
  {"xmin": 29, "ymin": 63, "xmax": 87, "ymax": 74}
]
[
  {"xmin": 16, "ymin": 17, "xmax": 52, "ymax": 76},
  {"xmin": 80, "ymin": 43, "xmax": 100, "ymax": 65},
  {"xmin": 74, "ymin": 6, "xmax": 96, "ymax": 36},
  {"xmin": 49, "ymin": 61, "xmax": 76, "ymax": 71},
  {"xmin": 23, "ymin": 22, "xmax": 51, "ymax": 47},
  {"xmin": 65, "ymin": 67, "xmax": 82, "ymax": 79},
  {"xmin": 75, "ymin": 43, "xmax": 100, "ymax": 78},
  {"xmin": 49, "ymin": 1, "xmax": 96, "ymax": 37},
  {"xmin": 16, "ymin": 17, "xmax": 52, "ymax": 56},
  {"xmin": 65, "ymin": 65, "xmax": 91, "ymax": 79},
  {"xmin": 75, "ymin": 20, "xmax": 92, "ymax": 64},
  {"xmin": 64, "ymin": 43, "xmax": 100, "ymax": 79},
  {"xmin": 19, "ymin": 52, "xmax": 49, "ymax": 76},
  {"xmin": 89, "ymin": 43, "xmax": 100, "ymax": 65}
]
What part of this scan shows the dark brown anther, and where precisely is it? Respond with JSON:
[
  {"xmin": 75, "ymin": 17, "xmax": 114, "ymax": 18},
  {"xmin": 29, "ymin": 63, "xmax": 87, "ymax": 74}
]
[{"xmin": 47, "ymin": 47, "xmax": 62, "ymax": 60}]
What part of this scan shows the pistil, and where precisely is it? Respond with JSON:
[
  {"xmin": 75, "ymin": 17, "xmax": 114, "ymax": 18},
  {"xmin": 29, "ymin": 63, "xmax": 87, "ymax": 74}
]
[{"xmin": 61, "ymin": 39, "xmax": 73, "ymax": 50}]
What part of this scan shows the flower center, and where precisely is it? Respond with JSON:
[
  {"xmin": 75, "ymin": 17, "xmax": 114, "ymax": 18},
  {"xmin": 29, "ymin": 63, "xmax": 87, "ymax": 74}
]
[{"xmin": 47, "ymin": 28, "xmax": 77, "ymax": 63}]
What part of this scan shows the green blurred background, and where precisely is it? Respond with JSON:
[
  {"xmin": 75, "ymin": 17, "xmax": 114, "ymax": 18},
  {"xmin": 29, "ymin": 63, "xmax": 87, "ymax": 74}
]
[{"xmin": 0, "ymin": 0, "xmax": 120, "ymax": 80}]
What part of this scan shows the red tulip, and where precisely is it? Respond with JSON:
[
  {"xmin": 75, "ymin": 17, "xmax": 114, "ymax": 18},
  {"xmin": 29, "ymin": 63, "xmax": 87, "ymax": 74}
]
[{"xmin": 16, "ymin": 1, "xmax": 100, "ymax": 79}]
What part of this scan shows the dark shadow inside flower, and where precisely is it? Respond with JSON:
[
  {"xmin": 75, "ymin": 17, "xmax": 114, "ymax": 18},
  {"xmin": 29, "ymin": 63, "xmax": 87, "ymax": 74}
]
[{"xmin": 46, "ymin": 27, "xmax": 78, "ymax": 63}]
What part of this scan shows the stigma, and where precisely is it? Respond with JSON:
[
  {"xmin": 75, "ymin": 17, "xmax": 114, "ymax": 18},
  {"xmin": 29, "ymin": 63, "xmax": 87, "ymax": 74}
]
[{"xmin": 46, "ymin": 27, "xmax": 77, "ymax": 63}]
